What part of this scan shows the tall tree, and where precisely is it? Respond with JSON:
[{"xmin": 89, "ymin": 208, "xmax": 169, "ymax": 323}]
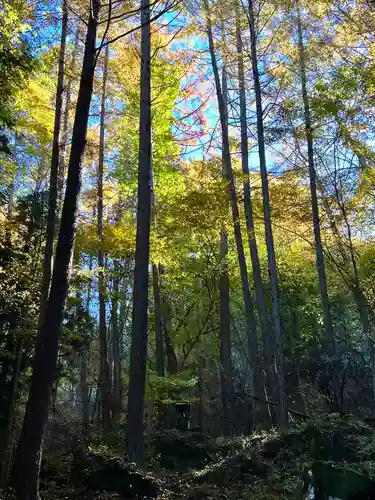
[
  {"xmin": 235, "ymin": 6, "xmax": 275, "ymax": 415},
  {"xmin": 59, "ymin": 22, "xmax": 81, "ymax": 199},
  {"xmin": 218, "ymin": 16, "xmax": 233, "ymax": 435},
  {"xmin": 295, "ymin": 1, "xmax": 335, "ymax": 348},
  {"xmin": 126, "ymin": 0, "xmax": 152, "ymax": 465},
  {"xmin": 97, "ymin": 42, "xmax": 111, "ymax": 432},
  {"xmin": 203, "ymin": 0, "xmax": 263, "ymax": 410},
  {"xmin": 247, "ymin": 0, "xmax": 288, "ymax": 426},
  {"xmin": 39, "ymin": 0, "xmax": 68, "ymax": 326},
  {"xmin": 9, "ymin": 1, "xmax": 101, "ymax": 496}
]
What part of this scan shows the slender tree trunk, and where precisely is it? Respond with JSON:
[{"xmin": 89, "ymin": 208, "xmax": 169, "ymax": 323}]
[
  {"xmin": 248, "ymin": 0, "xmax": 288, "ymax": 427},
  {"xmin": 9, "ymin": 3, "xmax": 100, "ymax": 497},
  {"xmin": 80, "ymin": 347, "xmax": 89, "ymax": 438},
  {"xmin": 126, "ymin": 0, "xmax": 152, "ymax": 465},
  {"xmin": 219, "ymin": 229, "xmax": 233, "ymax": 435},
  {"xmin": 80, "ymin": 254, "xmax": 92, "ymax": 438},
  {"xmin": 39, "ymin": 0, "xmax": 68, "ymax": 327},
  {"xmin": 164, "ymin": 319, "xmax": 178, "ymax": 374},
  {"xmin": 59, "ymin": 23, "xmax": 80, "ymax": 200},
  {"xmin": 161, "ymin": 283, "xmax": 178, "ymax": 428},
  {"xmin": 0, "ymin": 165, "xmax": 18, "ymax": 474},
  {"xmin": 6, "ymin": 157, "xmax": 18, "ymax": 247},
  {"xmin": 0, "ymin": 338, "xmax": 23, "ymax": 481},
  {"xmin": 111, "ymin": 267, "xmax": 122, "ymax": 426},
  {"xmin": 296, "ymin": 2, "xmax": 335, "ymax": 349},
  {"xmin": 150, "ymin": 147, "xmax": 165, "ymax": 405},
  {"xmin": 235, "ymin": 10, "xmax": 276, "ymax": 414},
  {"xmin": 51, "ymin": 372, "xmax": 58, "ymax": 422},
  {"xmin": 0, "ymin": 333, "xmax": 14, "ymax": 454},
  {"xmin": 332, "ymin": 180, "xmax": 375, "ymax": 338},
  {"xmin": 97, "ymin": 43, "xmax": 111, "ymax": 433},
  {"xmin": 197, "ymin": 351, "xmax": 206, "ymax": 430},
  {"xmin": 153, "ymin": 263, "xmax": 165, "ymax": 378},
  {"xmin": 159, "ymin": 265, "xmax": 178, "ymax": 375},
  {"xmin": 204, "ymin": 0, "xmax": 263, "ymax": 409}
]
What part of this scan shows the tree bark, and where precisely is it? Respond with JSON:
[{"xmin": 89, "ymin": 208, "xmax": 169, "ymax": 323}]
[
  {"xmin": 39, "ymin": 0, "xmax": 68, "ymax": 328},
  {"xmin": 296, "ymin": 2, "xmax": 335, "ymax": 349},
  {"xmin": 97, "ymin": 42, "xmax": 111, "ymax": 433},
  {"xmin": 204, "ymin": 0, "xmax": 263, "ymax": 409},
  {"xmin": 248, "ymin": 0, "xmax": 288, "ymax": 427},
  {"xmin": 9, "ymin": 2, "xmax": 100, "ymax": 497},
  {"xmin": 126, "ymin": 0, "xmax": 152, "ymax": 465},
  {"xmin": 219, "ymin": 229, "xmax": 233, "ymax": 436}
]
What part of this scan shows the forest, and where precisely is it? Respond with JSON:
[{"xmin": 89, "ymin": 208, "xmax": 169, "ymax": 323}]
[{"xmin": 1, "ymin": 0, "xmax": 375, "ymax": 498}]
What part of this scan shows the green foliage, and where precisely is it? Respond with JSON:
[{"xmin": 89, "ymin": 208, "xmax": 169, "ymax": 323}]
[
  {"xmin": 148, "ymin": 372, "xmax": 198, "ymax": 404},
  {"xmin": 0, "ymin": 0, "xmax": 33, "ymax": 127}
]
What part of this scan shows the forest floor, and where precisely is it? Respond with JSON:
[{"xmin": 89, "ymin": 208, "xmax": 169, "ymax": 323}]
[{"xmin": 23, "ymin": 414, "xmax": 375, "ymax": 499}]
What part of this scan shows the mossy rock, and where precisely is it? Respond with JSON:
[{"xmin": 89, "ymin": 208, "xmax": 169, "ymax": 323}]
[
  {"xmin": 262, "ymin": 420, "xmax": 358, "ymax": 461},
  {"xmin": 302, "ymin": 461, "xmax": 375, "ymax": 500},
  {"xmin": 71, "ymin": 451, "xmax": 159, "ymax": 499},
  {"xmin": 39, "ymin": 454, "xmax": 71, "ymax": 489},
  {"xmin": 196, "ymin": 454, "xmax": 269, "ymax": 486},
  {"xmin": 187, "ymin": 485, "xmax": 220, "ymax": 499},
  {"xmin": 148, "ymin": 430, "xmax": 216, "ymax": 470}
]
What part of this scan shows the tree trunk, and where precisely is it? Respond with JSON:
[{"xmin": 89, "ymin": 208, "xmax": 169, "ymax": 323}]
[
  {"xmin": 152, "ymin": 263, "xmax": 167, "ymax": 429},
  {"xmin": 80, "ymin": 254, "xmax": 92, "ymax": 438},
  {"xmin": 0, "ymin": 337, "xmax": 23, "ymax": 482},
  {"xmin": 9, "ymin": 3, "xmax": 100, "ymax": 497},
  {"xmin": 59, "ymin": 22, "xmax": 81, "ymax": 200},
  {"xmin": 6, "ymin": 156, "xmax": 18, "ymax": 247},
  {"xmin": 80, "ymin": 347, "xmax": 89, "ymax": 438},
  {"xmin": 97, "ymin": 43, "xmax": 111, "ymax": 433},
  {"xmin": 219, "ymin": 229, "xmax": 233, "ymax": 436},
  {"xmin": 204, "ymin": 0, "xmax": 263, "ymax": 409},
  {"xmin": 126, "ymin": 0, "xmax": 152, "ymax": 465},
  {"xmin": 111, "ymin": 267, "xmax": 122, "ymax": 426},
  {"xmin": 248, "ymin": 0, "xmax": 288, "ymax": 427},
  {"xmin": 39, "ymin": 0, "xmax": 68, "ymax": 328},
  {"xmin": 153, "ymin": 263, "xmax": 165, "ymax": 378},
  {"xmin": 235, "ymin": 9, "xmax": 276, "ymax": 414},
  {"xmin": 159, "ymin": 265, "xmax": 178, "ymax": 375},
  {"xmin": 296, "ymin": 2, "xmax": 335, "ymax": 349},
  {"xmin": 51, "ymin": 373, "xmax": 58, "ymax": 422},
  {"xmin": 197, "ymin": 352, "xmax": 206, "ymax": 430}
]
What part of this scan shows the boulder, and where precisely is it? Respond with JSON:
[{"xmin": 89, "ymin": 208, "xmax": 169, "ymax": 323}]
[
  {"xmin": 71, "ymin": 451, "xmax": 159, "ymax": 499},
  {"xmin": 148, "ymin": 429, "xmax": 216, "ymax": 470},
  {"xmin": 302, "ymin": 461, "xmax": 375, "ymax": 500},
  {"xmin": 262, "ymin": 422, "xmax": 356, "ymax": 462}
]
